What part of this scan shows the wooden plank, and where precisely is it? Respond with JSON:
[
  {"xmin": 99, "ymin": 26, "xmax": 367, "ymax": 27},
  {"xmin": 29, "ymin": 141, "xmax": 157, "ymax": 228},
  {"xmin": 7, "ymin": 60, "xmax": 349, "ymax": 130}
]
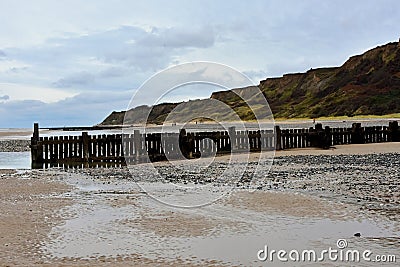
[
  {"xmin": 101, "ymin": 135, "xmax": 106, "ymax": 160},
  {"xmin": 91, "ymin": 135, "xmax": 97, "ymax": 160},
  {"xmin": 68, "ymin": 136, "xmax": 73, "ymax": 159},
  {"xmin": 110, "ymin": 134, "xmax": 115, "ymax": 160},
  {"xmin": 72, "ymin": 136, "xmax": 77, "ymax": 157},
  {"xmin": 134, "ymin": 130, "xmax": 141, "ymax": 161},
  {"xmin": 59, "ymin": 136, "xmax": 64, "ymax": 159},
  {"xmin": 82, "ymin": 132, "xmax": 89, "ymax": 162},
  {"xmin": 116, "ymin": 134, "xmax": 121, "ymax": 158},
  {"xmin": 49, "ymin": 137, "xmax": 54, "ymax": 161},
  {"xmin": 383, "ymin": 126, "xmax": 388, "ymax": 142},
  {"xmin": 290, "ymin": 129, "xmax": 294, "ymax": 148},
  {"xmin": 377, "ymin": 126, "xmax": 382, "ymax": 142},
  {"xmin": 105, "ymin": 135, "xmax": 110, "ymax": 160},
  {"xmin": 64, "ymin": 136, "xmax": 68, "ymax": 159},
  {"xmin": 285, "ymin": 129, "xmax": 290, "ymax": 149},
  {"xmin": 44, "ymin": 137, "xmax": 49, "ymax": 161},
  {"xmin": 274, "ymin": 126, "xmax": 281, "ymax": 150},
  {"xmin": 54, "ymin": 137, "xmax": 59, "ymax": 160}
]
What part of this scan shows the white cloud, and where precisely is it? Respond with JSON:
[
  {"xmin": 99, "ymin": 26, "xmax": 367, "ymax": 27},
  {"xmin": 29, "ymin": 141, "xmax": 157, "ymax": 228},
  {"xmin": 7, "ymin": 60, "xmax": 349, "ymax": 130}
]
[
  {"xmin": 0, "ymin": 59, "xmax": 30, "ymax": 72},
  {"xmin": 0, "ymin": 83, "xmax": 77, "ymax": 103}
]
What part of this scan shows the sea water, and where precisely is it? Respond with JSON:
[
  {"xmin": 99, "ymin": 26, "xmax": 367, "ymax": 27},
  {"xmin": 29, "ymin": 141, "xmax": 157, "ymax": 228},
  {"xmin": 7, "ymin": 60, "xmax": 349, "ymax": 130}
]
[{"xmin": 0, "ymin": 152, "xmax": 31, "ymax": 169}]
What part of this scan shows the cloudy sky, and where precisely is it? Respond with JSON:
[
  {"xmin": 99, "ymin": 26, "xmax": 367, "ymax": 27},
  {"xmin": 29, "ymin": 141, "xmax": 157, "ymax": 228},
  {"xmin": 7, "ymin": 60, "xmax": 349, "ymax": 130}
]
[{"xmin": 0, "ymin": 0, "xmax": 399, "ymax": 127}]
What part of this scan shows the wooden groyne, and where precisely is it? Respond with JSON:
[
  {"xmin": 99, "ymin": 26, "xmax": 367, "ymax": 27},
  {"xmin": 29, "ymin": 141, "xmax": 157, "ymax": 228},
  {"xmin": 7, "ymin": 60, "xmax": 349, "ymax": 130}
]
[
  {"xmin": 275, "ymin": 121, "xmax": 400, "ymax": 150},
  {"xmin": 30, "ymin": 121, "xmax": 400, "ymax": 168},
  {"xmin": 30, "ymin": 123, "xmax": 275, "ymax": 168}
]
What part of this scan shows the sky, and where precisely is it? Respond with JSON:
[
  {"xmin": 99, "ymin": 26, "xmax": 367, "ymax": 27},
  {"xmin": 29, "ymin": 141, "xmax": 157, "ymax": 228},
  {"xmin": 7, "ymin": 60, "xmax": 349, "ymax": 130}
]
[{"xmin": 0, "ymin": 0, "xmax": 400, "ymax": 128}]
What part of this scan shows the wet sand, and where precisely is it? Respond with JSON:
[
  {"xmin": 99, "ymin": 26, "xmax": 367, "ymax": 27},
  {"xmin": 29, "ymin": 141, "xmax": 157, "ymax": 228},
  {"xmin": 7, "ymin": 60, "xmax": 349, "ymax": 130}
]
[
  {"xmin": 276, "ymin": 142, "xmax": 400, "ymax": 156},
  {"xmin": 0, "ymin": 171, "xmax": 71, "ymax": 266},
  {"xmin": 0, "ymin": 130, "xmax": 33, "ymax": 141},
  {"xmin": 0, "ymin": 139, "xmax": 399, "ymax": 265},
  {"xmin": 0, "ymin": 131, "xmax": 32, "ymax": 138},
  {"xmin": 0, "ymin": 171, "xmax": 233, "ymax": 267}
]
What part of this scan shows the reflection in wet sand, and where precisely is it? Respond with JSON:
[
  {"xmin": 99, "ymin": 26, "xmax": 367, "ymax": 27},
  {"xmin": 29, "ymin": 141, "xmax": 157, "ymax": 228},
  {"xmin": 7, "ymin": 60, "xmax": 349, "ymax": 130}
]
[{"xmin": 40, "ymin": 173, "xmax": 399, "ymax": 266}]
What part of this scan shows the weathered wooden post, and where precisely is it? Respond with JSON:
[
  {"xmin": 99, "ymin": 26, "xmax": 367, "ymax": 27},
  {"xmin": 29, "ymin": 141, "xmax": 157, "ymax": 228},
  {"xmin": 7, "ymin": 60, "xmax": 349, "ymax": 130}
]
[
  {"xmin": 228, "ymin": 126, "xmax": 237, "ymax": 152},
  {"xmin": 389, "ymin": 121, "xmax": 399, "ymax": 142},
  {"xmin": 351, "ymin": 123, "xmax": 364, "ymax": 144},
  {"xmin": 274, "ymin": 125, "xmax": 282, "ymax": 150},
  {"xmin": 82, "ymin": 132, "xmax": 89, "ymax": 167},
  {"xmin": 134, "ymin": 130, "xmax": 142, "ymax": 162},
  {"xmin": 255, "ymin": 130, "xmax": 262, "ymax": 152},
  {"xmin": 308, "ymin": 123, "xmax": 330, "ymax": 148},
  {"xmin": 324, "ymin": 126, "xmax": 331, "ymax": 148},
  {"xmin": 184, "ymin": 131, "xmax": 195, "ymax": 159},
  {"xmin": 179, "ymin": 129, "xmax": 190, "ymax": 159},
  {"xmin": 31, "ymin": 122, "xmax": 43, "ymax": 169}
]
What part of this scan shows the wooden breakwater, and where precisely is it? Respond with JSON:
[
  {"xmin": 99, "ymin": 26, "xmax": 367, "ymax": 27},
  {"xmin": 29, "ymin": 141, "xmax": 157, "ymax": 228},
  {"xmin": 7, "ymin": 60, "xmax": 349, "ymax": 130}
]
[
  {"xmin": 30, "ymin": 123, "xmax": 275, "ymax": 168},
  {"xmin": 276, "ymin": 121, "xmax": 400, "ymax": 150},
  {"xmin": 30, "ymin": 121, "xmax": 400, "ymax": 168}
]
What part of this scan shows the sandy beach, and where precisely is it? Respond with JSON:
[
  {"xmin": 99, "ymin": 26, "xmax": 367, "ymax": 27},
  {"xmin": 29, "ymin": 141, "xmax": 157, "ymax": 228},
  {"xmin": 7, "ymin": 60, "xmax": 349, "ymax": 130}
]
[
  {"xmin": 0, "ymin": 139, "xmax": 399, "ymax": 266},
  {"xmin": 0, "ymin": 170, "xmax": 72, "ymax": 266}
]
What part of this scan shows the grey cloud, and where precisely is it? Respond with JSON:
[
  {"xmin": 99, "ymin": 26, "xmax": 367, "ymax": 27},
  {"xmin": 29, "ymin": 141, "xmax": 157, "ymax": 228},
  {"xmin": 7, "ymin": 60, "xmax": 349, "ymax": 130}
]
[
  {"xmin": 5, "ymin": 24, "xmax": 217, "ymax": 89},
  {"xmin": 59, "ymin": 90, "xmax": 132, "ymax": 105},
  {"xmin": 0, "ymin": 95, "xmax": 10, "ymax": 101},
  {"xmin": 102, "ymin": 45, "xmax": 172, "ymax": 71},
  {"xmin": 99, "ymin": 67, "xmax": 128, "ymax": 79},
  {"xmin": 0, "ymin": 100, "xmax": 45, "ymax": 128},
  {"xmin": 53, "ymin": 71, "xmax": 95, "ymax": 88},
  {"xmin": 52, "ymin": 67, "xmax": 143, "ymax": 91},
  {"xmin": 0, "ymin": 90, "xmax": 132, "ymax": 128},
  {"xmin": 100, "ymin": 26, "xmax": 215, "ymax": 71},
  {"xmin": 0, "ymin": 50, "xmax": 5, "ymax": 59}
]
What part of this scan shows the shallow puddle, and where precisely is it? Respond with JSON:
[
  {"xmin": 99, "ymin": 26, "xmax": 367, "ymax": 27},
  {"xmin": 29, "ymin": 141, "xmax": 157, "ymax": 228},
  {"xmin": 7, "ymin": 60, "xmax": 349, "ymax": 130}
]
[
  {"xmin": 41, "ymin": 175, "xmax": 400, "ymax": 266},
  {"xmin": 0, "ymin": 151, "xmax": 31, "ymax": 169}
]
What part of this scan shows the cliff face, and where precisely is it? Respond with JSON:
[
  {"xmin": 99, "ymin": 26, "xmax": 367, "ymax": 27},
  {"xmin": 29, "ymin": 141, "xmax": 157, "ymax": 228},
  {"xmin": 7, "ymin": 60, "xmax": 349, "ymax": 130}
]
[
  {"xmin": 212, "ymin": 41, "xmax": 400, "ymax": 118},
  {"xmin": 101, "ymin": 40, "xmax": 400, "ymax": 125}
]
